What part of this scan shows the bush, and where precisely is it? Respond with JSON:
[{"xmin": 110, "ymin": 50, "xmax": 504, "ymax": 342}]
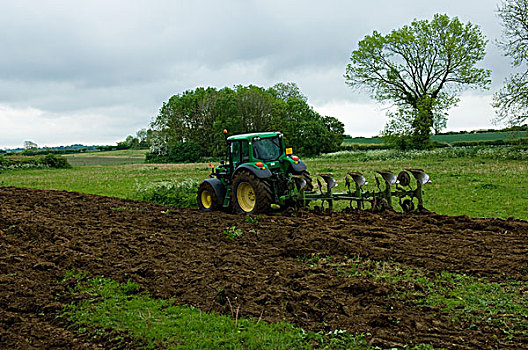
[
  {"xmin": 0, "ymin": 154, "xmax": 71, "ymax": 170},
  {"xmin": 450, "ymin": 137, "xmax": 528, "ymax": 148},
  {"xmin": 21, "ymin": 148, "xmax": 88, "ymax": 156},
  {"xmin": 168, "ymin": 141, "xmax": 202, "ymax": 162},
  {"xmin": 146, "ymin": 141, "xmax": 202, "ymax": 163},
  {"xmin": 339, "ymin": 143, "xmax": 390, "ymax": 151},
  {"xmin": 145, "ymin": 153, "xmax": 169, "ymax": 163},
  {"xmin": 41, "ymin": 154, "xmax": 71, "ymax": 168},
  {"xmin": 135, "ymin": 179, "xmax": 199, "ymax": 208}
]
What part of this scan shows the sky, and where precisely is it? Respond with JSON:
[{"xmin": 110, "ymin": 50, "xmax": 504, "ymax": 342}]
[{"xmin": 0, "ymin": 0, "xmax": 512, "ymax": 149}]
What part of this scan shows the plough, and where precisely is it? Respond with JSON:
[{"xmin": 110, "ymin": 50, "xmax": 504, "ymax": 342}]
[{"xmin": 289, "ymin": 169, "xmax": 431, "ymax": 212}]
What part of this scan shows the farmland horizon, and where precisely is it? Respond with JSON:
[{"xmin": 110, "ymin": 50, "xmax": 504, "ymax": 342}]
[{"xmin": 3, "ymin": 123, "xmax": 522, "ymax": 151}]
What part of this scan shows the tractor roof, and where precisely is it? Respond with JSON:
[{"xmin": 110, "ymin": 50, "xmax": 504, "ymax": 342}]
[{"xmin": 227, "ymin": 131, "xmax": 282, "ymax": 141}]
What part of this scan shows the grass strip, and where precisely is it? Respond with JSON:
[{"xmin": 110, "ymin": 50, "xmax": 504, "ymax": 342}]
[
  {"xmin": 60, "ymin": 272, "xmax": 373, "ymax": 349},
  {"xmin": 326, "ymin": 257, "xmax": 528, "ymax": 337}
]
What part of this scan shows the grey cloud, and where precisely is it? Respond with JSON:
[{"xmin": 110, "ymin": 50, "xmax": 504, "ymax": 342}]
[{"xmin": 0, "ymin": 0, "xmax": 516, "ymax": 147}]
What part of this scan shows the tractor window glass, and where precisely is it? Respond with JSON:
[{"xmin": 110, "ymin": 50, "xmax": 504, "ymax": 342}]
[
  {"xmin": 253, "ymin": 137, "xmax": 281, "ymax": 162},
  {"xmin": 241, "ymin": 141, "xmax": 250, "ymax": 162},
  {"xmin": 231, "ymin": 141, "xmax": 241, "ymax": 165}
]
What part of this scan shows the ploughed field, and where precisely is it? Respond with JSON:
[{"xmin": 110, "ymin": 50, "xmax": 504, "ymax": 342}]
[{"xmin": 1, "ymin": 187, "xmax": 527, "ymax": 349}]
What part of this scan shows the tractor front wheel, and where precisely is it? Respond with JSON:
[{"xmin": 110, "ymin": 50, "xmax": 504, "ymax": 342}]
[
  {"xmin": 232, "ymin": 170, "xmax": 272, "ymax": 214},
  {"xmin": 197, "ymin": 181, "xmax": 219, "ymax": 211}
]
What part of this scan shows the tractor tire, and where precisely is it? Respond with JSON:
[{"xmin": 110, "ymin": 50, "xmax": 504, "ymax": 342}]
[
  {"xmin": 232, "ymin": 170, "xmax": 272, "ymax": 214},
  {"xmin": 197, "ymin": 181, "xmax": 219, "ymax": 211}
]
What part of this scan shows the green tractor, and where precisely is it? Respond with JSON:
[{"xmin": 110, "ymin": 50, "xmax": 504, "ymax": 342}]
[
  {"xmin": 197, "ymin": 130, "xmax": 431, "ymax": 214},
  {"xmin": 197, "ymin": 130, "xmax": 311, "ymax": 214}
]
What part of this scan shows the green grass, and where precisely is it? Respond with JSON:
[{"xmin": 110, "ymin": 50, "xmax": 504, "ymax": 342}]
[
  {"xmin": 0, "ymin": 163, "xmax": 210, "ymax": 200},
  {"xmin": 419, "ymin": 272, "xmax": 528, "ymax": 336},
  {"xmin": 1, "ymin": 147, "xmax": 527, "ymax": 220},
  {"xmin": 61, "ymin": 273, "xmax": 373, "ymax": 349}
]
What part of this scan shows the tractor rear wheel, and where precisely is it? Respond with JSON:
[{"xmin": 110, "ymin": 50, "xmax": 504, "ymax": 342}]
[
  {"xmin": 197, "ymin": 181, "xmax": 219, "ymax": 211},
  {"xmin": 232, "ymin": 170, "xmax": 272, "ymax": 214}
]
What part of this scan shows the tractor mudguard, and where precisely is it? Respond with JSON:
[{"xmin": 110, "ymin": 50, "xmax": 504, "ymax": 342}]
[
  {"xmin": 290, "ymin": 160, "xmax": 307, "ymax": 172},
  {"xmin": 202, "ymin": 178, "xmax": 226, "ymax": 205},
  {"xmin": 233, "ymin": 164, "xmax": 272, "ymax": 179}
]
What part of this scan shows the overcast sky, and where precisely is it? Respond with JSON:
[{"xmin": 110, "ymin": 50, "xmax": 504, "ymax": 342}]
[{"xmin": 0, "ymin": 0, "xmax": 511, "ymax": 148}]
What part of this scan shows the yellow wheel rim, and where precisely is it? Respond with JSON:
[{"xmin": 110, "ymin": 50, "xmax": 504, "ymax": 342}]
[
  {"xmin": 237, "ymin": 182, "xmax": 256, "ymax": 213},
  {"xmin": 201, "ymin": 189, "xmax": 213, "ymax": 209}
]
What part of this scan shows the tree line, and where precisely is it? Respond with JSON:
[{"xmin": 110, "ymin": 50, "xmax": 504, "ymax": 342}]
[{"xmin": 148, "ymin": 83, "xmax": 344, "ymax": 160}]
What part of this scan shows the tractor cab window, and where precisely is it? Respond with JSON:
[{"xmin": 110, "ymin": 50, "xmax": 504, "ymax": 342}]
[
  {"xmin": 231, "ymin": 141, "xmax": 240, "ymax": 165},
  {"xmin": 253, "ymin": 137, "xmax": 281, "ymax": 162},
  {"xmin": 241, "ymin": 141, "xmax": 250, "ymax": 162},
  {"xmin": 230, "ymin": 140, "xmax": 250, "ymax": 167}
]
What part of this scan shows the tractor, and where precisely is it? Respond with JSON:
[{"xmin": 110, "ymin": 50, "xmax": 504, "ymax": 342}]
[
  {"xmin": 197, "ymin": 130, "xmax": 430, "ymax": 214},
  {"xmin": 197, "ymin": 130, "xmax": 311, "ymax": 214}
]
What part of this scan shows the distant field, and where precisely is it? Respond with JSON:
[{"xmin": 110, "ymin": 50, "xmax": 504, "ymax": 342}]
[
  {"xmin": 432, "ymin": 130, "xmax": 527, "ymax": 143},
  {"xmin": 343, "ymin": 130, "xmax": 528, "ymax": 145},
  {"xmin": 69, "ymin": 149, "xmax": 148, "ymax": 157},
  {"xmin": 65, "ymin": 149, "xmax": 147, "ymax": 166},
  {"xmin": 1, "ymin": 147, "xmax": 527, "ymax": 220},
  {"xmin": 342, "ymin": 137, "xmax": 384, "ymax": 144}
]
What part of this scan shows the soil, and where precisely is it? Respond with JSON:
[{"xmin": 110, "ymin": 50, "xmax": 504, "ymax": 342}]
[{"xmin": 1, "ymin": 186, "xmax": 527, "ymax": 349}]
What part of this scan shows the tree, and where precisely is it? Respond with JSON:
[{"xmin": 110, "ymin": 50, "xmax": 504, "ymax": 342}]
[
  {"xmin": 234, "ymin": 85, "xmax": 274, "ymax": 132},
  {"xmin": 493, "ymin": 0, "xmax": 528, "ymax": 126},
  {"xmin": 270, "ymin": 82, "xmax": 308, "ymax": 102},
  {"xmin": 152, "ymin": 87, "xmax": 220, "ymax": 155},
  {"xmin": 150, "ymin": 83, "xmax": 344, "ymax": 159},
  {"xmin": 273, "ymin": 97, "xmax": 344, "ymax": 155},
  {"xmin": 24, "ymin": 141, "xmax": 38, "ymax": 150},
  {"xmin": 136, "ymin": 129, "xmax": 149, "ymax": 148},
  {"xmin": 344, "ymin": 14, "xmax": 491, "ymax": 148}
]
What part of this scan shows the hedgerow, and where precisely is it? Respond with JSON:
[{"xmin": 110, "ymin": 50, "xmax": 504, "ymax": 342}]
[{"xmin": 0, "ymin": 154, "xmax": 71, "ymax": 170}]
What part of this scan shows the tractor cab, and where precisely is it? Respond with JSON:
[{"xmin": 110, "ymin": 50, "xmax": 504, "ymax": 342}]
[{"xmin": 227, "ymin": 132, "xmax": 283, "ymax": 169}]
